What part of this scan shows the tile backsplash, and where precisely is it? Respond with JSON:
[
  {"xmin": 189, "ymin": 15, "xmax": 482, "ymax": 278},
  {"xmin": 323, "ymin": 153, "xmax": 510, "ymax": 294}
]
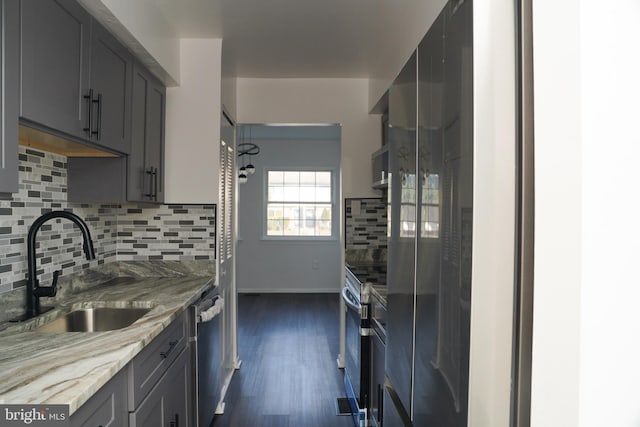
[
  {"xmin": 345, "ymin": 197, "xmax": 387, "ymax": 251},
  {"xmin": 117, "ymin": 204, "xmax": 215, "ymax": 261},
  {"xmin": 0, "ymin": 146, "xmax": 216, "ymax": 296}
]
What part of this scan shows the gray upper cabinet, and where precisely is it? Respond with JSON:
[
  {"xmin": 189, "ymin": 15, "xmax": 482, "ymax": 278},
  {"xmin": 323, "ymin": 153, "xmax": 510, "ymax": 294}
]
[
  {"xmin": 20, "ymin": 0, "xmax": 91, "ymax": 140},
  {"xmin": 128, "ymin": 62, "xmax": 165, "ymax": 203},
  {"xmin": 89, "ymin": 21, "xmax": 133, "ymax": 154},
  {"xmin": 20, "ymin": 0, "xmax": 133, "ymax": 154},
  {"xmin": 67, "ymin": 60, "xmax": 166, "ymax": 204},
  {"xmin": 0, "ymin": 0, "xmax": 19, "ymax": 194}
]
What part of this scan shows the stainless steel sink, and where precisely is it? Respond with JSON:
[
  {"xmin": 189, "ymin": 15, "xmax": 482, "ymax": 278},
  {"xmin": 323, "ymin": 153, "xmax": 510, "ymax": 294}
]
[{"xmin": 34, "ymin": 307, "xmax": 151, "ymax": 333}]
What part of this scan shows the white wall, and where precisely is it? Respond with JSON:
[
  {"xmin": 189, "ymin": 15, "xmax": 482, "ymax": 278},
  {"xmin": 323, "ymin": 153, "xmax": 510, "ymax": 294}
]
[
  {"xmin": 79, "ymin": 0, "xmax": 180, "ymax": 85},
  {"xmin": 530, "ymin": 1, "xmax": 582, "ymax": 425},
  {"xmin": 467, "ymin": 0, "xmax": 517, "ymax": 426},
  {"xmin": 531, "ymin": 1, "xmax": 640, "ymax": 426},
  {"xmin": 579, "ymin": 2, "xmax": 640, "ymax": 424},
  {"xmin": 164, "ymin": 39, "xmax": 222, "ymax": 204},
  {"xmin": 236, "ymin": 78, "xmax": 380, "ymax": 199},
  {"xmin": 221, "ymin": 76, "xmax": 237, "ymax": 120}
]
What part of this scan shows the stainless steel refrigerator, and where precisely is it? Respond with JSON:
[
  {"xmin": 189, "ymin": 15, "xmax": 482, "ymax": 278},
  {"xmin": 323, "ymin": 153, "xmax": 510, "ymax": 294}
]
[{"xmin": 385, "ymin": 1, "xmax": 473, "ymax": 425}]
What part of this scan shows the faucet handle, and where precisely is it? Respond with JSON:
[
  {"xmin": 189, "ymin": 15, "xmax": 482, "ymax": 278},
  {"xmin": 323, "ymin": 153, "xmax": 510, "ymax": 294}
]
[
  {"xmin": 34, "ymin": 270, "xmax": 60, "ymax": 297},
  {"xmin": 51, "ymin": 270, "xmax": 61, "ymax": 293}
]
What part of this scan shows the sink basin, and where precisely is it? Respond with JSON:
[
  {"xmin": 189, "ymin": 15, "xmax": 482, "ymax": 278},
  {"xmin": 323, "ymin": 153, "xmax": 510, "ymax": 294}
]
[{"xmin": 34, "ymin": 307, "xmax": 151, "ymax": 333}]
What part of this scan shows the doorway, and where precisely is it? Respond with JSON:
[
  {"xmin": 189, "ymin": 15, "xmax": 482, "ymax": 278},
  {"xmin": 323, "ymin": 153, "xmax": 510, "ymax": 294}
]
[{"xmin": 236, "ymin": 124, "xmax": 342, "ymax": 294}]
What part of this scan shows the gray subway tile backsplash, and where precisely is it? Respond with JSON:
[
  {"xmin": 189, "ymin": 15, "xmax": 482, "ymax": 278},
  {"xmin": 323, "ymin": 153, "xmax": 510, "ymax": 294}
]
[{"xmin": 0, "ymin": 146, "xmax": 216, "ymax": 295}]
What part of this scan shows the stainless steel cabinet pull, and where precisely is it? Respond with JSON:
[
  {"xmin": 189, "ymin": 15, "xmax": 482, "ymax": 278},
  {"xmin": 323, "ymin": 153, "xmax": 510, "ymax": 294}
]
[{"xmin": 160, "ymin": 340, "xmax": 178, "ymax": 358}]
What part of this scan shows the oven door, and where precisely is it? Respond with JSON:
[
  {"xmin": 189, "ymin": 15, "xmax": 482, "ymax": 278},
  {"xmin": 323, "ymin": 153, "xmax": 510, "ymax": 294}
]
[{"xmin": 342, "ymin": 285, "xmax": 368, "ymax": 426}]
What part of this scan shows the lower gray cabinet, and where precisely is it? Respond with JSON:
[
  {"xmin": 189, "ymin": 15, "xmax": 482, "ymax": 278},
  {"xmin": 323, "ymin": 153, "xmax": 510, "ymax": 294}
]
[
  {"xmin": 129, "ymin": 347, "xmax": 189, "ymax": 427},
  {"xmin": 164, "ymin": 349, "xmax": 189, "ymax": 427},
  {"xmin": 70, "ymin": 310, "xmax": 191, "ymax": 427},
  {"xmin": 129, "ymin": 309, "xmax": 190, "ymax": 427},
  {"xmin": 70, "ymin": 367, "xmax": 128, "ymax": 427},
  {"xmin": 128, "ymin": 311, "xmax": 187, "ymax": 408}
]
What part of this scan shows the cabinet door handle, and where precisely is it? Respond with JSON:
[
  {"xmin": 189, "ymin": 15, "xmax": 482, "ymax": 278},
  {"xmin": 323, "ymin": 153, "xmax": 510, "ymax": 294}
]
[
  {"xmin": 153, "ymin": 167, "xmax": 159, "ymax": 200},
  {"xmin": 160, "ymin": 340, "xmax": 178, "ymax": 359},
  {"xmin": 144, "ymin": 167, "xmax": 154, "ymax": 199},
  {"xmin": 92, "ymin": 93, "xmax": 102, "ymax": 141},
  {"xmin": 83, "ymin": 89, "xmax": 93, "ymax": 137}
]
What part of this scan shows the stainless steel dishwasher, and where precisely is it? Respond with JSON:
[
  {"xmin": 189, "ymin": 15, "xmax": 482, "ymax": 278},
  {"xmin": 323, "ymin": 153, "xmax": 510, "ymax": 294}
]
[{"xmin": 189, "ymin": 286, "xmax": 224, "ymax": 427}]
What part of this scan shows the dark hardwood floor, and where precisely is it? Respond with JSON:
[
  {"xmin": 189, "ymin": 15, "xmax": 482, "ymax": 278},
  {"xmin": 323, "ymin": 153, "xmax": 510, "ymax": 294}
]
[{"xmin": 212, "ymin": 293, "xmax": 354, "ymax": 427}]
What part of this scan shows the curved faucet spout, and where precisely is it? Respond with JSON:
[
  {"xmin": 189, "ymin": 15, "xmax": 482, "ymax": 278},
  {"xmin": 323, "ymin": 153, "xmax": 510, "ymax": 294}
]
[{"xmin": 25, "ymin": 210, "xmax": 96, "ymax": 319}]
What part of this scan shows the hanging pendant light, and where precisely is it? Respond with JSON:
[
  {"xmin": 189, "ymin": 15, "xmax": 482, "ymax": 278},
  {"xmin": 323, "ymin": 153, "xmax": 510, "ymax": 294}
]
[
  {"xmin": 238, "ymin": 124, "xmax": 261, "ymax": 181},
  {"xmin": 246, "ymin": 125, "xmax": 256, "ymax": 174},
  {"xmin": 238, "ymin": 127, "xmax": 248, "ymax": 184}
]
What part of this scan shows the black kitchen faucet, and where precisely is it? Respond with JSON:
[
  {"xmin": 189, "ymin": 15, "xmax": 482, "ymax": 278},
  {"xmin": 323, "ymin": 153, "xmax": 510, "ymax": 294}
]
[{"xmin": 22, "ymin": 210, "xmax": 96, "ymax": 320}]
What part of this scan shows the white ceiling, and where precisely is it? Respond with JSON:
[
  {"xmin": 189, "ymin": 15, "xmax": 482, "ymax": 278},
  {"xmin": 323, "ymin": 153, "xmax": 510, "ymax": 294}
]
[{"xmin": 152, "ymin": 0, "xmax": 429, "ymax": 78}]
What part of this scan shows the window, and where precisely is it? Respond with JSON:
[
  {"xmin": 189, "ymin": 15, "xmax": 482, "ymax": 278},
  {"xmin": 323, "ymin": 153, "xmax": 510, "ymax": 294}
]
[
  {"xmin": 266, "ymin": 170, "xmax": 332, "ymax": 237},
  {"xmin": 395, "ymin": 171, "xmax": 439, "ymax": 239},
  {"xmin": 400, "ymin": 172, "xmax": 417, "ymax": 238},
  {"xmin": 421, "ymin": 173, "xmax": 439, "ymax": 238}
]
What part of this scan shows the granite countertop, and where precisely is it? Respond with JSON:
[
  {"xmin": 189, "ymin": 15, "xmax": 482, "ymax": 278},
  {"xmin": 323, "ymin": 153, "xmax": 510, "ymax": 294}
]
[{"xmin": 0, "ymin": 261, "xmax": 215, "ymax": 415}]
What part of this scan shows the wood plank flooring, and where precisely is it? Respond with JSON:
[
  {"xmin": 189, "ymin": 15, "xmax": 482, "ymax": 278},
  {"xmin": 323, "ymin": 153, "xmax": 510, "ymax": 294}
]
[{"xmin": 212, "ymin": 293, "xmax": 354, "ymax": 427}]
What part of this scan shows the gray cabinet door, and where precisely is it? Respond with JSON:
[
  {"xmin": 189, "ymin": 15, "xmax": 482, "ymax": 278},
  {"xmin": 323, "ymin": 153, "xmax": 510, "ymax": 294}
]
[
  {"xmin": 129, "ymin": 348, "xmax": 189, "ymax": 427},
  {"xmin": 70, "ymin": 368, "xmax": 128, "ymax": 427},
  {"xmin": 163, "ymin": 347, "xmax": 189, "ymax": 427},
  {"xmin": 67, "ymin": 60, "xmax": 165, "ymax": 204},
  {"xmin": 129, "ymin": 387, "xmax": 164, "ymax": 427},
  {"xmin": 146, "ymin": 79, "xmax": 165, "ymax": 203},
  {"xmin": 0, "ymin": 0, "xmax": 19, "ymax": 193},
  {"xmin": 128, "ymin": 65, "xmax": 147, "ymax": 202},
  {"xmin": 128, "ymin": 63, "xmax": 165, "ymax": 203},
  {"xmin": 20, "ymin": 0, "xmax": 91, "ymax": 139},
  {"xmin": 89, "ymin": 21, "xmax": 132, "ymax": 154}
]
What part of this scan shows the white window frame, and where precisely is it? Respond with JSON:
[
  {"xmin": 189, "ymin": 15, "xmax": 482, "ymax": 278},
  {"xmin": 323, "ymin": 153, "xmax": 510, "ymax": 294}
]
[{"xmin": 263, "ymin": 167, "xmax": 338, "ymax": 241}]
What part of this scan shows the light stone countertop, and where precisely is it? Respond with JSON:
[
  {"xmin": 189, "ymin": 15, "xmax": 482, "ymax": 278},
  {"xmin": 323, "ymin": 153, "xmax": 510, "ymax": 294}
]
[{"xmin": 0, "ymin": 261, "xmax": 215, "ymax": 415}]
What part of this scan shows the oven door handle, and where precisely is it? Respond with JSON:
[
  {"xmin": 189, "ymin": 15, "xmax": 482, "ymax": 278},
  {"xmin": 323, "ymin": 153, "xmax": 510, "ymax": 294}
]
[{"xmin": 342, "ymin": 286, "xmax": 361, "ymax": 313}]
